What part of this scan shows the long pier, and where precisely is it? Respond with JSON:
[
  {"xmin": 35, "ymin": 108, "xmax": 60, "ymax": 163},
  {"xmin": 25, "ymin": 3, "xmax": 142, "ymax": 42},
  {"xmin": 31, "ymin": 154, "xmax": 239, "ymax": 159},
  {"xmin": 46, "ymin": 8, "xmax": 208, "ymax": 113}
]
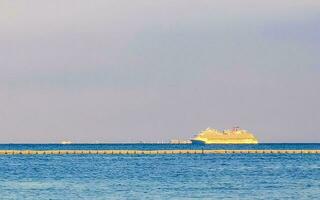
[{"xmin": 0, "ymin": 149, "xmax": 319, "ymax": 155}]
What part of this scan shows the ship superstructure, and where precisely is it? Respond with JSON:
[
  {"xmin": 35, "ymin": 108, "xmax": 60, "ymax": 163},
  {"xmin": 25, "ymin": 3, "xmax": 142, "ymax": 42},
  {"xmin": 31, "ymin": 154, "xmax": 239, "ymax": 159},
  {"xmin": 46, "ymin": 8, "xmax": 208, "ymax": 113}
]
[{"xmin": 191, "ymin": 127, "xmax": 258, "ymax": 144}]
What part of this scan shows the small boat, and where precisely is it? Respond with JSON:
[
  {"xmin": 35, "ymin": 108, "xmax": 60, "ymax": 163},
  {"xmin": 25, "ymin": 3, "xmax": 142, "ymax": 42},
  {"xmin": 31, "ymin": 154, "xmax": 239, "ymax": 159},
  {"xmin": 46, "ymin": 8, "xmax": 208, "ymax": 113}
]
[{"xmin": 61, "ymin": 141, "xmax": 72, "ymax": 145}]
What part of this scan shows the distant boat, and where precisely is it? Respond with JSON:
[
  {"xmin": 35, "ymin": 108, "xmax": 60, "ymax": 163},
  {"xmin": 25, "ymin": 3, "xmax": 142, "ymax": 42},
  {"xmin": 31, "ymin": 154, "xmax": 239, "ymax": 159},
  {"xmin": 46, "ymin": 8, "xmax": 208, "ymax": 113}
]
[
  {"xmin": 61, "ymin": 141, "xmax": 72, "ymax": 145},
  {"xmin": 170, "ymin": 139, "xmax": 192, "ymax": 144},
  {"xmin": 191, "ymin": 127, "xmax": 258, "ymax": 144}
]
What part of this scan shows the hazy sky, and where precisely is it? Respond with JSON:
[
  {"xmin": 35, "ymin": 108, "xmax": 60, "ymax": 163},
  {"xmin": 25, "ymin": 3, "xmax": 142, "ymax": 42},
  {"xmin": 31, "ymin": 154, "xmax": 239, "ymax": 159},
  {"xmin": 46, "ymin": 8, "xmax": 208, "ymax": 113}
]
[{"xmin": 0, "ymin": 0, "xmax": 319, "ymax": 143}]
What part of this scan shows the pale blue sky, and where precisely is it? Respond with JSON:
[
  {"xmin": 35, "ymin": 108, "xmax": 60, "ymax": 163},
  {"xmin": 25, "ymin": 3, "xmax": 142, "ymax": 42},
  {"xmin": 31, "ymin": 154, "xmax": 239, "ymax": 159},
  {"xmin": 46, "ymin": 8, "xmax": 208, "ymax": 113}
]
[{"xmin": 0, "ymin": 0, "xmax": 319, "ymax": 142}]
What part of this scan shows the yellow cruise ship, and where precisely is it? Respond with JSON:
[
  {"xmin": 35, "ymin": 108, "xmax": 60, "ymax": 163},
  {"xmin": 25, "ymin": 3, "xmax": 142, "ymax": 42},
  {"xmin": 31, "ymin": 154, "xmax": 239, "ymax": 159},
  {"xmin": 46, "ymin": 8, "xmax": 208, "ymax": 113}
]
[{"xmin": 191, "ymin": 127, "xmax": 258, "ymax": 144}]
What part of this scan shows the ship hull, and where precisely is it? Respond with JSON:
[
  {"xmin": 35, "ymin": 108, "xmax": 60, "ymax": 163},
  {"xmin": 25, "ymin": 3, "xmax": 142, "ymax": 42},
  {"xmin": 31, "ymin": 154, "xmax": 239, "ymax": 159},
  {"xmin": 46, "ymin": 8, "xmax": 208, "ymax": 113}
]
[
  {"xmin": 191, "ymin": 139, "xmax": 258, "ymax": 144},
  {"xmin": 190, "ymin": 140, "xmax": 206, "ymax": 145}
]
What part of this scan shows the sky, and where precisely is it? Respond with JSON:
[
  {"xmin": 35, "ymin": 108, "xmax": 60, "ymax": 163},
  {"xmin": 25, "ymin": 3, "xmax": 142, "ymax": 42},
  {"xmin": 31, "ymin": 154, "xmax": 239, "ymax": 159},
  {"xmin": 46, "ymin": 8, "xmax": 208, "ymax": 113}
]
[{"xmin": 0, "ymin": 0, "xmax": 319, "ymax": 143}]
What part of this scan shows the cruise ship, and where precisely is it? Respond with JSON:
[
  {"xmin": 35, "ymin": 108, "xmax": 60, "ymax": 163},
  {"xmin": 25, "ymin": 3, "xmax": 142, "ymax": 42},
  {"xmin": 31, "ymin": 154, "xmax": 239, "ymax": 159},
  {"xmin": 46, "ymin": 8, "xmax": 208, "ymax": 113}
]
[{"xmin": 191, "ymin": 127, "xmax": 258, "ymax": 144}]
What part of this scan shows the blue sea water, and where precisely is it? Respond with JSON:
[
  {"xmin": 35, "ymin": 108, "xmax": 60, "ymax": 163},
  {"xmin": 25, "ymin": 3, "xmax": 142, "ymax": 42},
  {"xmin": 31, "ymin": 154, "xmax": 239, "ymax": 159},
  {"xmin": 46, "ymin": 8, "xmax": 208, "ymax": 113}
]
[{"xmin": 0, "ymin": 144, "xmax": 319, "ymax": 199}]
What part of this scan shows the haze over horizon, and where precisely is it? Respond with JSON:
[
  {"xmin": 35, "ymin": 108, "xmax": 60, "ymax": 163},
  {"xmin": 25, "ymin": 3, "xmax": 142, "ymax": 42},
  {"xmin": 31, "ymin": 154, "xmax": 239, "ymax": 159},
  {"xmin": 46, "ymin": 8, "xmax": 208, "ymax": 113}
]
[{"xmin": 0, "ymin": 0, "xmax": 319, "ymax": 143}]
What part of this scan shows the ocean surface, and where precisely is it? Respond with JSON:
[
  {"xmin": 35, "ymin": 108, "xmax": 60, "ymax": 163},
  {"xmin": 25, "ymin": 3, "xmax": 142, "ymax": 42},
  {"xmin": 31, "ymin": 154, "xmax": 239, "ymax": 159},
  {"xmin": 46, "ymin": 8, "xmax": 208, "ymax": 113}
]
[{"xmin": 0, "ymin": 144, "xmax": 319, "ymax": 199}]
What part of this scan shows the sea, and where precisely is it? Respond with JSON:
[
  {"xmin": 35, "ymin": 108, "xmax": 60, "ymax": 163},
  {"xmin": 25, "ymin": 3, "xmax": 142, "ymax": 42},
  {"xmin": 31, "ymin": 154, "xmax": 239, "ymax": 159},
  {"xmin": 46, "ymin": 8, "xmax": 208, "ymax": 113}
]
[{"xmin": 0, "ymin": 143, "xmax": 319, "ymax": 199}]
